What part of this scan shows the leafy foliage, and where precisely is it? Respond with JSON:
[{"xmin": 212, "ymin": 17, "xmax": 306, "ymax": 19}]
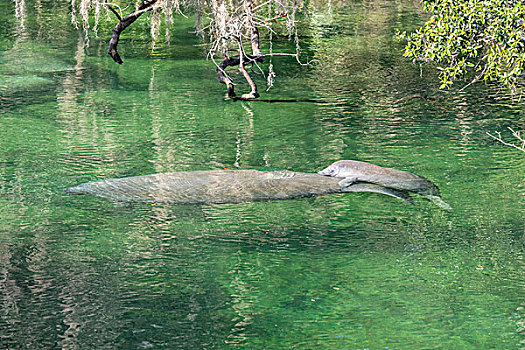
[{"xmin": 402, "ymin": 0, "xmax": 525, "ymax": 93}]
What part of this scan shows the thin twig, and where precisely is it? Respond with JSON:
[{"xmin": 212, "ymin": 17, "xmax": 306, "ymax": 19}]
[
  {"xmin": 459, "ymin": 64, "xmax": 488, "ymax": 92},
  {"xmin": 487, "ymin": 127, "xmax": 525, "ymax": 153},
  {"xmin": 104, "ymin": 3, "xmax": 122, "ymax": 21}
]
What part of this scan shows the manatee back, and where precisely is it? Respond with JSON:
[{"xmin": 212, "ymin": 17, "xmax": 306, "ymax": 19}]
[
  {"xmin": 320, "ymin": 160, "xmax": 422, "ymax": 179},
  {"xmin": 319, "ymin": 160, "xmax": 394, "ymax": 177},
  {"xmin": 65, "ymin": 170, "xmax": 343, "ymax": 204}
]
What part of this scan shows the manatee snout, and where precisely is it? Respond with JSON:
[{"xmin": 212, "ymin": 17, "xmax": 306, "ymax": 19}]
[
  {"xmin": 318, "ymin": 161, "xmax": 351, "ymax": 177},
  {"xmin": 317, "ymin": 166, "xmax": 335, "ymax": 176}
]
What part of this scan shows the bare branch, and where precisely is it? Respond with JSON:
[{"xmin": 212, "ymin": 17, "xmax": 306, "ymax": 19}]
[
  {"xmin": 104, "ymin": 3, "xmax": 122, "ymax": 21},
  {"xmin": 217, "ymin": 55, "xmax": 240, "ymax": 97},
  {"xmin": 215, "ymin": 0, "xmax": 266, "ymax": 100},
  {"xmin": 487, "ymin": 127, "xmax": 525, "ymax": 153},
  {"xmin": 99, "ymin": 0, "xmax": 309, "ymax": 98},
  {"xmin": 459, "ymin": 64, "xmax": 488, "ymax": 92},
  {"xmin": 108, "ymin": 0, "xmax": 158, "ymax": 64}
]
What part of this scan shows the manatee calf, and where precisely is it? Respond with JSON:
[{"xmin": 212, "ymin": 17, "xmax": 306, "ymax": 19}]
[
  {"xmin": 65, "ymin": 169, "xmax": 413, "ymax": 205},
  {"xmin": 318, "ymin": 160, "xmax": 451, "ymax": 209}
]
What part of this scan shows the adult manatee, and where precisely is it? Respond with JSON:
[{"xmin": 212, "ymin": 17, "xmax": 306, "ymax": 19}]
[
  {"xmin": 318, "ymin": 160, "xmax": 451, "ymax": 209},
  {"xmin": 65, "ymin": 169, "xmax": 413, "ymax": 204}
]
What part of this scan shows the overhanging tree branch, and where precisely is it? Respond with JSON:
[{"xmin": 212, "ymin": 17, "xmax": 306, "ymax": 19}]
[
  {"xmin": 106, "ymin": 4, "xmax": 122, "ymax": 21},
  {"xmin": 96, "ymin": 0, "xmax": 309, "ymax": 99},
  {"xmin": 107, "ymin": 0, "xmax": 158, "ymax": 64},
  {"xmin": 216, "ymin": 1, "xmax": 265, "ymax": 100}
]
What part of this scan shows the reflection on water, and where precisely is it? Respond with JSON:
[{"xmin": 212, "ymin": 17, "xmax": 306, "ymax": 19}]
[{"xmin": 1, "ymin": 0, "xmax": 524, "ymax": 349}]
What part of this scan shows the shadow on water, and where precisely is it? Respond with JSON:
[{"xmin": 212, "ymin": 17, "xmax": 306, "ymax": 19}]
[{"xmin": 231, "ymin": 97, "xmax": 359, "ymax": 106}]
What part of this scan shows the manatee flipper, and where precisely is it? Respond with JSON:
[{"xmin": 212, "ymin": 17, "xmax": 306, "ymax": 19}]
[
  {"xmin": 338, "ymin": 177, "xmax": 358, "ymax": 188},
  {"xmin": 341, "ymin": 182, "xmax": 414, "ymax": 204},
  {"xmin": 426, "ymin": 195, "xmax": 452, "ymax": 210}
]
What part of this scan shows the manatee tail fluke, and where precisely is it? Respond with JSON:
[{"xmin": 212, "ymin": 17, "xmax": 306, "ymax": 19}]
[
  {"xmin": 386, "ymin": 189, "xmax": 415, "ymax": 204},
  {"xmin": 427, "ymin": 195, "xmax": 452, "ymax": 210}
]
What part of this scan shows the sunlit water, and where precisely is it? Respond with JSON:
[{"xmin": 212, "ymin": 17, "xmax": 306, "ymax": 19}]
[{"xmin": 1, "ymin": 1, "xmax": 524, "ymax": 349}]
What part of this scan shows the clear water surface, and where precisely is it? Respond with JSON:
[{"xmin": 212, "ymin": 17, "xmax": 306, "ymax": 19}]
[{"xmin": 1, "ymin": 1, "xmax": 524, "ymax": 349}]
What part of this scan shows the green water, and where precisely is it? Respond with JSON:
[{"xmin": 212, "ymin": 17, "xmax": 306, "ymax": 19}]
[{"xmin": 1, "ymin": 1, "xmax": 524, "ymax": 349}]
